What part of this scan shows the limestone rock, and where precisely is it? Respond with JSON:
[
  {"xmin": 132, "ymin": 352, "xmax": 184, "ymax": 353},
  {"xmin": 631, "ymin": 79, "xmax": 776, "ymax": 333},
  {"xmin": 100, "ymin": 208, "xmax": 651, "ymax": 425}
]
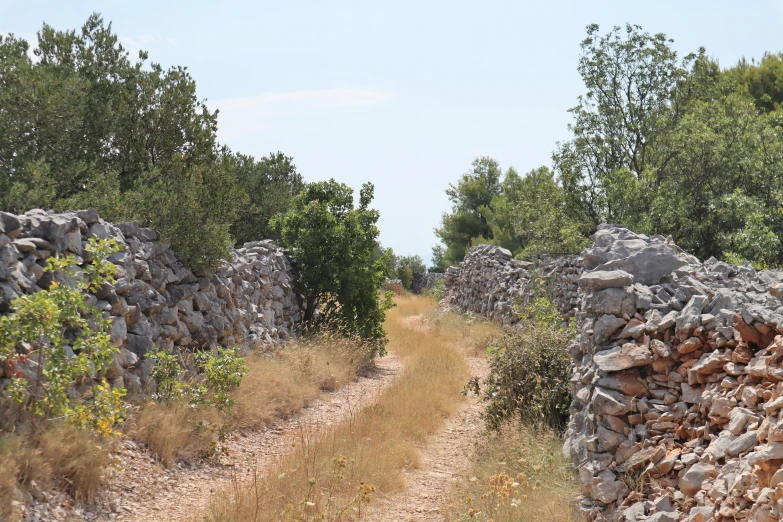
[
  {"xmin": 578, "ymin": 270, "xmax": 633, "ymax": 292},
  {"xmin": 594, "ymin": 343, "xmax": 653, "ymax": 372}
]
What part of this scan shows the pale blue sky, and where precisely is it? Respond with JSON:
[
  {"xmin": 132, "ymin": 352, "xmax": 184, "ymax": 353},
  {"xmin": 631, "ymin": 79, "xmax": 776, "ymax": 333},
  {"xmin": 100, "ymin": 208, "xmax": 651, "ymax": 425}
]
[{"xmin": 2, "ymin": 1, "xmax": 783, "ymax": 264}]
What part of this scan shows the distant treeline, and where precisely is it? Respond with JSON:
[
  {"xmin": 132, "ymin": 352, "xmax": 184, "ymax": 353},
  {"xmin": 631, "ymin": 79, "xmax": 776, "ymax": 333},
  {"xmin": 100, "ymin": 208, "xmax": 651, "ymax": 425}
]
[{"xmin": 433, "ymin": 24, "xmax": 783, "ymax": 270}]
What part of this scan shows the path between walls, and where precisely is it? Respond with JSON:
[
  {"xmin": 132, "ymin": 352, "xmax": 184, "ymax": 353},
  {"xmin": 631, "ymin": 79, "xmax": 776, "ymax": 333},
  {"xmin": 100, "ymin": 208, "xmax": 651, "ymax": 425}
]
[
  {"xmin": 30, "ymin": 309, "xmax": 489, "ymax": 522},
  {"xmin": 115, "ymin": 315, "xmax": 490, "ymax": 522}
]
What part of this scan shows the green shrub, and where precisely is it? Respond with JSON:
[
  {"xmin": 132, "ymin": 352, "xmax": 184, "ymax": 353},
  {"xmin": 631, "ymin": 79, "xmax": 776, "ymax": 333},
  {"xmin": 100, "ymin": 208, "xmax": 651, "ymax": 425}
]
[
  {"xmin": 481, "ymin": 298, "xmax": 574, "ymax": 431},
  {"xmin": 0, "ymin": 238, "xmax": 126, "ymax": 436},
  {"xmin": 148, "ymin": 347, "xmax": 247, "ymax": 413},
  {"xmin": 424, "ymin": 278, "xmax": 446, "ymax": 301},
  {"xmin": 271, "ymin": 180, "xmax": 394, "ymax": 352},
  {"xmin": 146, "ymin": 346, "xmax": 247, "ymax": 456},
  {"xmin": 398, "ymin": 266, "xmax": 413, "ymax": 290}
]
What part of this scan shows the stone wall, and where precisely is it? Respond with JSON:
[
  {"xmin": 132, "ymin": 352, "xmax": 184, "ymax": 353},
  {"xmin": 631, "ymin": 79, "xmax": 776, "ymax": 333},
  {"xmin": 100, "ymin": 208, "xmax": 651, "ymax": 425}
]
[
  {"xmin": 442, "ymin": 244, "xmax": 581, "ymax": 323},
  {"xmin": 0, "ymin": 209, "xmax": 300, "ymax": 411},
  {"xmin": 410, "ymin": 272, "xmax": 444, "ymax": 295},
  {"xmin": 442, "ymin": 227, "xmax": 783, "ymax": 521}
]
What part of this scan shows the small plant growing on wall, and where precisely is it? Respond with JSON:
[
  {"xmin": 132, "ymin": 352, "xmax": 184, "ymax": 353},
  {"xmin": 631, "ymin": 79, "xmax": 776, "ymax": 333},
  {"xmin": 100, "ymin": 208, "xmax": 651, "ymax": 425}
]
[{"xmin": 0, "ymin": 238, "xmax": 127, "ymax": 436}]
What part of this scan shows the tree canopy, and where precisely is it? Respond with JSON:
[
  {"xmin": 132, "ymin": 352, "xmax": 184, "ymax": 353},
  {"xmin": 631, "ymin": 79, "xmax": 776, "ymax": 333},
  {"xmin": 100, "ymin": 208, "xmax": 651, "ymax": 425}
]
[
  {"xmin": 434, "ymin": 23, "xmax": 783, "ymax": 269},
  {"xmin": 0, "ymin": 14, "xmax": 304, "ymax": 271}
]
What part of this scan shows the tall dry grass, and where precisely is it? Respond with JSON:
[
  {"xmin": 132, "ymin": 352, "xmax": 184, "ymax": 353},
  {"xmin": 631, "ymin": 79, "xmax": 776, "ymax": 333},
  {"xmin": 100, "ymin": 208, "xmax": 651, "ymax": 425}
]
[
  {"xmin": 231, "ymin": 331, "xmax": 369, "ymax": 431},
  {"xmin": 445, "ymin": 421, "xmax": 578, "ymax": 521},
  {"xmin": 126, "ymin": 331, "xmax": 366, "ymax": 465},
  {"xmin": 0, "ymin": 423, "xmax": 110, "ymax": 518},
  {"xmin": 202, "ymin": 295, "xmax": 470, "ymax": 522}
]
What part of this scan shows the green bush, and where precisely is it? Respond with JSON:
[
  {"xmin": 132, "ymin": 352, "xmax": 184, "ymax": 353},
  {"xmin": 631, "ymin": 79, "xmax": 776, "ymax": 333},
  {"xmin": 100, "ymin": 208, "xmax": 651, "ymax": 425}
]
[
  {"xmin": 148, "ymin": 347, "xmax": 247, "ymax": 413},
  {"xmin": 271, "ymin": 180, "xmax": 394, "ymax": 352},
  {"xmin": 398, "ymin": 266, "xmax": 413, "ymax": 290},
  {"xmin": 424, "ymin": 278, "xmax": 446, "ymax": 301},
  {"xmin": 481, "ymin": 298, "xmax": 574, "ymax": 431},
  {"xmin": 0, "ymin": 238, "xmax": 126, "ymax": 436}
]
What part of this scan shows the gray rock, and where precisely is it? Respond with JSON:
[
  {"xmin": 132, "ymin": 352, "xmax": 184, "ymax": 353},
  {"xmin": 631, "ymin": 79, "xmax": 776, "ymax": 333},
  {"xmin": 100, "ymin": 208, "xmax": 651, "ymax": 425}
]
[
  {"xmin": 592, "ymin": 387, "xmax": 633, "ymax": 416},
  {"xmin": 578, "ymin": 270, "xmax": 633, "ymax": 292},
  {"xmin": 646, "ymin": 512, "xmax": 680, "ymax": 522},
  {"xmin": 676, "ymin": 295, "xmax": 708, "ymax": 337},
  {"xmin": 125, "ymin": 334, "xmax": 153, "ymax": 357},
  {"xmin": 593, "ymin": 314, "xmax": 627, "ymax": 344},
  {"xmin": 726, "ymin": 430, "xmax": 758, "ymax": 456},
  {"xmin": 583, "ymin": 287, "xmax": 637, "ymax": 316},
  {"xmin": 704, "ymin": 431, "xmax": 737, "ymax": 460},
  {"xmin": 678, "ymin": 462, "xmax": 716, "ymax": 496},
  {"xmin": 594, "ymin": 243, "xmax": 688, "ymax": 285},
  {"xmin": 594, "ymin": 343, "xmax": 653, "ymax": 372}
]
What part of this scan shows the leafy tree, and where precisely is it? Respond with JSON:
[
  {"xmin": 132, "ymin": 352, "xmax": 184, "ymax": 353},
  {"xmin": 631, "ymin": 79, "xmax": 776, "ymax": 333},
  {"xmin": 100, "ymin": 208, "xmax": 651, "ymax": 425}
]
[
  {"xmin": 552, "ymin": 23, "xmax": 783, "ymax": 266},
  {"xmin": 429, "ymin": 245, "xmax": 447, "ymax": 272},
  {"xmin": 371, "ymin": 245, "xmax": 397, "ymax": 279},
  {"xmin": 396, "ymin": 255, "xmax": 426, "ymax": 290},
  {"xmin": 271, "ymin": 180, "xmax": 393, "ymax": 351},
  {"xmin": 435, "ymin": 157, "xmax": 504, "ymax": 265},
  {"xmin": 0, "ymin": 14, "xmax": 242, "ymax": 271},
  {"xmin": 553, "ymin": 23, "xmax": 697, "ymax": 229},
  {"xmin": 726, "ymin": 52, "xmax": 783, "ymax": 118},
  {"xmin": 486, "ymin": 167, "xmax": 589, "ymax": 259},
  {"xmin": 433, "ymin": 160, "xmax": 589, "ymax": 264},
  {"xmin": 231, "ymin": 152, "xmax": 305, "ymax": 245},
  {"xmin": 116, "ymin": 149, "xmax": 247, "ymax": 272}
]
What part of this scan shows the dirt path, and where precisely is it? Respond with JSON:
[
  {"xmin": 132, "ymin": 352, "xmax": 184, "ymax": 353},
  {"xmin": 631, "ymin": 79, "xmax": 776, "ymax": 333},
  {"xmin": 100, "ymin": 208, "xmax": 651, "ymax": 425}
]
[
  {"xmin": 86, "ymin": 354, "xmax": 402, "ymax": 522},
  {"xmin": 365, "ymin": 352, "xmax": 488, "ymax": 522},
  {"xmin": 28, "ymin": 309, "xmax": 490, "ymax": 522}
]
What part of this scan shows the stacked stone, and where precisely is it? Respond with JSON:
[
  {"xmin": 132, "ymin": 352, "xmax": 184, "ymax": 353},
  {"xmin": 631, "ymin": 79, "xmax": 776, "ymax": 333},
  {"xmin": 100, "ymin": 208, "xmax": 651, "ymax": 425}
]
[
  {"xmin": 442, "ymin": 245, "xmax": 581, "ymax": 324},
  {"xmin": 0, "ymin": 209, "xmax": 300, "ymax": 408},
  {"xmin": 537, "ymin": 255, "xmax": 582, "ymax": 319},
  {"xmin": 442, "ymin": 245, "xmax": 532, "ymax": 324},
  {"xmin": 568, "ymin": 225, "xmax": 783, "ymax": 521},
  {"xmin": 410, "ymin": 272, "xmax": 444, "ymax": 295},
  {"xmin": 443, "ymin": 224, "xmax": 783, "ymax": 520}
]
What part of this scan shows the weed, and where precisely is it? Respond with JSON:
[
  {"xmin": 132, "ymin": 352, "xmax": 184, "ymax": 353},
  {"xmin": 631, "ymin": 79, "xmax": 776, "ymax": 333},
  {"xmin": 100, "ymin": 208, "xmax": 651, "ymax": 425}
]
[{"xmin": 446, "ymin": 421, "xmax": 578, "ymax": 522}]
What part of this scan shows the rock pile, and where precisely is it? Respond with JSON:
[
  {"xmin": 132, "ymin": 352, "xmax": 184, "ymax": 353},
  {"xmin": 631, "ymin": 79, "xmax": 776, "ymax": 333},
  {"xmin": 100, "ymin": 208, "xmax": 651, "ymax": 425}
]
[
  {"xmin": 0, "ymin": 209, "xmax": 300, "ymax": 420},
  {"xmin": 443, "ymin": 225, "xmax": 783, "ymax": 521}
]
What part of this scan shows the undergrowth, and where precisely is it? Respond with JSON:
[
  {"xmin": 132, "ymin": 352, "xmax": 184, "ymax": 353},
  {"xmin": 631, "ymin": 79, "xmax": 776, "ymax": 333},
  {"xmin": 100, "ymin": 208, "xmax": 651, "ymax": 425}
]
[
  {"xmin": 126, "ymin": 331, "xmax": 369, "ymax": 465},
  {"xmin": 480, "ymin": 297, "xmax": 574, "ymax": 431},
  {"xmin": 0, "ymin": 423, "xmax": 110, "ymax": 518},
  {"xmin": 445, "ymin": 421, "xmax": 578, "ymax": 522}
]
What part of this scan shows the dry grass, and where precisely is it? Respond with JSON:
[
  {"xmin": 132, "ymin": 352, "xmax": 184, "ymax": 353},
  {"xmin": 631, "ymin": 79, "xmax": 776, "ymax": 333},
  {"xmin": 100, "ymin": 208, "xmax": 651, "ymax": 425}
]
[
  {"xmin": 231, "ymin": 332, "xmax": 367, "ymax": 431},
  {"xmin": 125, "ymin": 402, "xmax": 215, "ymax": 465},
  {"xmin": 202, "ymin": 295, "xmax": 470, "ymax": 522},
  {"xmin": 126, "ymin": 332, "xmax": 367, "ymax": 465},
  {"xmin": 445, "ymin": 421, "xmax": 578, "ymax": 522},
  {"xmin": 383, "ymin": 282, "xmax": 406, "ymax": 296},
  {"xmin": 416, "ymin": 301, "xmax": 503, "ymax": 356},
  {"xmin": 0, "ymin": 435, "xmax": 20, "ymax": 520},
  {"xmin": 0, "ymin": 422, "xmax": 110, "ymax": 514}
]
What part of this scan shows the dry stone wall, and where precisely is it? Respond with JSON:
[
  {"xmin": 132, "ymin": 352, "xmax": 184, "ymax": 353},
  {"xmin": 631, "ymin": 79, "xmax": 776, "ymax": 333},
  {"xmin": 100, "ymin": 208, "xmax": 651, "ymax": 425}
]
[
  {"xmin": 443, "ymin": 226, "xmax": 783, "ymax": 521},
  {"xmin": 410, "ymin": 272, "xmax": 444, "ymax": 295},
  {"xmin": 442, "ymin": 244, "xmax": 581, "ymax": 323},
  {"xmin": 0, "ymin": 209, "xmax": 300, "ymax": 416}
]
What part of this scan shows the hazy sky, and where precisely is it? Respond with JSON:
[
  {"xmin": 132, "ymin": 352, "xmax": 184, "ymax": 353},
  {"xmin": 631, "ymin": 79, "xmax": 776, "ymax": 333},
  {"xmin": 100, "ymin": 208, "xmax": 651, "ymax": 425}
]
[{"xmin": 2, "ymin": 0, "xmax": 783, "ymax": 264}]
